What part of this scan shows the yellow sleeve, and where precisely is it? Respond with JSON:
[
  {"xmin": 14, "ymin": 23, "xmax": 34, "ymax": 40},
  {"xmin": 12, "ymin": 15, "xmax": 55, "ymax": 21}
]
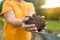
[
  {"xmin": 28, "ymin": 3, "xmax": 36, "ymax": 15},
  {"xmin": 29, "ymin": 3, "xmax": 35, "ymax": 11},
  {"xmin": 0, "ymin": 1, "xmax": 13, "ymax": 17}
]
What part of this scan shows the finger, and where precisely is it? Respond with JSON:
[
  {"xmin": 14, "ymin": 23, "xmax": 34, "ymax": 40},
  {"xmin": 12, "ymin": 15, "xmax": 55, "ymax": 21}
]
[
  {"xmin": 40, "ymin": 16, "xmax": 45, "ymax": 19},
  {"xmin": 24, "ymin": 24, "xmax": 36, "ymax": 28},
  {"xmin": 24, "ymin": 24, "xmax": 35, "ymax": 28},
  {"xmin": 41, "ymin": 16, "xmax": 45, "ymax": 18},
  {"xmin": 31, "ymin": 30, "xmax": 38, "ymax": 35},
  {"xmin": 30, "ymin": 27, "xmax": 37, "ymax": 31},
  {"xmin": 27, "ymin": 27, "xmax": 37, "ymax": 32},
  {"xmin": 32, "ymin": 31, "xmax": 38, "ymax": 33},
  {"xmin": 42, "ymin": 29, "xmax": 45, "ymax": 32},
  {"xmin": 44, "ymin": 27, "xmax": 47, "ymax": 29},
  {"xmin": 22, "ymin": 24, "xmax": 36, "ymax": 31},
  {"xmin": 29, "ymin": 24, "xmax": 36, "ymax": 28}
]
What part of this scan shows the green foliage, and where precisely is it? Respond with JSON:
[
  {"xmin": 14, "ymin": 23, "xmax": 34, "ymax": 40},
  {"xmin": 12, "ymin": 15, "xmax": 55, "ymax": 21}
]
[
  {"xmin": 0, "ymin": 18, "xmax": 5, "ymax": 30},
  {"xmin": 0, "ymin": 1, "xmax": 4, "ymax": 13},
  {"xmin": 0, "ymin": 1, "xmax": 4, "ymax": 30},
  {"xmin": 47, "ymin": 20, "xmax": 60, "ymax": 34},
  {"xmin": 0, "ymin": 18, "xmax": 5, "ymax": 25},
  {"xmin": 35, "ymin": 8, "xmax": 45, "ymax": 16}
]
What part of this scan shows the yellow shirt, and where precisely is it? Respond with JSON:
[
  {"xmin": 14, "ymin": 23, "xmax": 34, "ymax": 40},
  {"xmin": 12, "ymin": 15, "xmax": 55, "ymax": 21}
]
[{"xmin": 0, "ymin": 1, "xmax": 35, "ymax": 40}]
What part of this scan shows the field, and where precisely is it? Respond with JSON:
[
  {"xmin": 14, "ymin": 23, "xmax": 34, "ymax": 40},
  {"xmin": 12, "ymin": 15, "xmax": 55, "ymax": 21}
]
[{"xmin": 47, "ymin": 20, "xmax": 60, "ymax": 34}]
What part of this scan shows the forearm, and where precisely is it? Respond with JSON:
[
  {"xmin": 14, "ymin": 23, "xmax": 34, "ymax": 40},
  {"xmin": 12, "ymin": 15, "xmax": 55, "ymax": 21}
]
[
  {"xmin": 3, "ymin": 11, "xmax": 25, "ymax": 26},
  {"xmin": 6, "ymin": 18, "xmax": 23, "ymax": 26}
]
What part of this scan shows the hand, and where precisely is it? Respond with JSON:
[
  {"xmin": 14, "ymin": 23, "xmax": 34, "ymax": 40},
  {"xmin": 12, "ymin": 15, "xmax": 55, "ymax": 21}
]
[{"xmin": 22, "ymin": 23, "xmax": 38, "ymax": 33}]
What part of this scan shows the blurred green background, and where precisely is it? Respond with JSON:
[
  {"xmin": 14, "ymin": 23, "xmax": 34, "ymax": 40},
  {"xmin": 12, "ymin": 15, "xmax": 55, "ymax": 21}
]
[{"xmin": 0, "ymin": 0, "xmax": 60, "ymax": 35}]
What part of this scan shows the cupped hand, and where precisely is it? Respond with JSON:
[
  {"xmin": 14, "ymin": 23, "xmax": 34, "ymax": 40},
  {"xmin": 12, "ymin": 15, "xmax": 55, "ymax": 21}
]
[{"xmin": 22, "ymin": 23, "xmax": 38, "ymax": 33}]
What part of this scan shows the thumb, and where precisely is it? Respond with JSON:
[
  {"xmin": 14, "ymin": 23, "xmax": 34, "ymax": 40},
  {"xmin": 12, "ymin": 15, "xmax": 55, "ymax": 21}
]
[{"xmin": 22, "ymin": 17, "xmax": 29, "ymax": 22}]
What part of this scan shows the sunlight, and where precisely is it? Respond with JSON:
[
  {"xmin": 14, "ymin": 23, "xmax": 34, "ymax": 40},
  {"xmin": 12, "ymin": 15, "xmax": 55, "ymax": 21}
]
[
  {"xmin": 0, "ymin": 0, "xmax": 3, "ymax": 3},
  {"xmin": 41, "ymin": 0, "xmax": 60, "ymax": 8}
]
